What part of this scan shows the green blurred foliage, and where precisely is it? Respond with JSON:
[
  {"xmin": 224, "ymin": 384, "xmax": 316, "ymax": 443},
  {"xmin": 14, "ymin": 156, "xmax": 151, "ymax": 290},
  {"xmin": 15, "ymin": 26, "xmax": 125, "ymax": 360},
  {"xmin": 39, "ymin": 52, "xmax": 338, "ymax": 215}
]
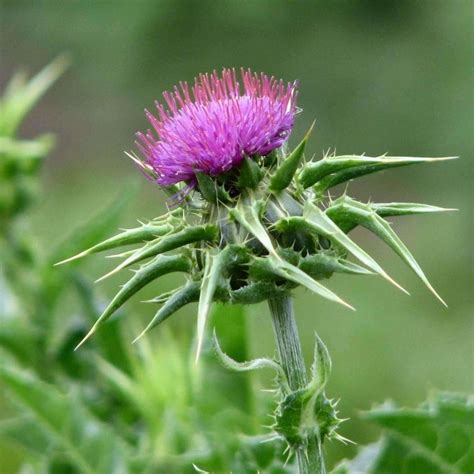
[
  {"xmin": 334, "ymin": 393, "xmax": 474, "ymax": 473},
  {"xmin": 0, "ymin": 0, "xmax": 472, "ymax": 471}
]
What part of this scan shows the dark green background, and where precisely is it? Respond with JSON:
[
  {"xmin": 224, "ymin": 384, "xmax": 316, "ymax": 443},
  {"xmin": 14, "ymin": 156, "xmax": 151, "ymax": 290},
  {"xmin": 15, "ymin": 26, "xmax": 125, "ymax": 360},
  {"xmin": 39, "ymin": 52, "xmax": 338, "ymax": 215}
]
[{"xmin": 1, "ymin": 0, "xmax": 473, "ymax": 470}]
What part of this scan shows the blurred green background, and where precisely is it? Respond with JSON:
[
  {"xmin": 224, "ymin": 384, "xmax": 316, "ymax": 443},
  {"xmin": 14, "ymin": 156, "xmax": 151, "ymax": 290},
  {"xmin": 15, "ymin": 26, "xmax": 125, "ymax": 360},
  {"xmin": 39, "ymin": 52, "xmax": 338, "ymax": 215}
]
[{"xmin": 1, "ymin": 0, "xmax": 473, "ymax": 471}]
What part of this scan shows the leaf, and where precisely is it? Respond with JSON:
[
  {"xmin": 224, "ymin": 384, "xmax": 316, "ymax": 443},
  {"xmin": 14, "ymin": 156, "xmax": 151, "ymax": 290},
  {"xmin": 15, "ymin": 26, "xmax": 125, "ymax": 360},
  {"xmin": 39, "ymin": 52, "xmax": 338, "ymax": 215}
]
[
  {"xmin": 0, "ymin": 56, "xmax": 70, "ymax": 137},
  {"xmin": 299, "ymin": 253, "xmax": 374, "ymax": 280},
  {"xmin": 333, "ymin": 393, "xmax": 474, "ymax": 474},
  {"xmin": 210, "ymin": 304, "xmax": 256, "ymax": 415},
  {"xmin": 212, "ymin": 330, "xmax": 287, "ymax": 383},
  {"xmin": 275, "ymin": 335, "xmax": 343, "ymax": 448},
  {"xmin": 230, "ymin": 192, "xmax": 276, "ymax": 255},
  {"xmin": 133, "ymin": 281, "xmax": 201, "ymax": 342},
  {"xmin": 331, "ymin": 440, "xmax": 385, "ymax": 474},
  {"xmin": 96, "ymin": 224, "xmax": 218, "ymax": 281},
  {"xmin": 0, "ymin": 366, "xmax": 130, "ymax": 474},
  {"xmin": 370, "ymin": 202, "xmax": 457, "ymax": 218},
  {"xmin": 0, "ymin": 135, "xmax": 54, "ymax": 162},
  {"xmin": 299, "ymin": 155, "xmax": 457, "ymax": 191},
  {"xmin": 75, "ymin": 254, "xmax": 191, "ymax": 349},
  {"xmin": 310, "ymin": 333, "xmax": 332, "ymax": 391},
  {"xmin": 326, "ymin": 197, "xmax": 446, "ymax": 305},
  {"xmin": 238, "ymin": 156, "xmax": 262, "ymax": 189},
  {"xmin": 265, "ymin": 255, "xmax": 355, "ymax": 310},
  {"xmin": 270, "ymin": 121, "xmax": 315, "ymax": 192},
  {"xmin": 55, "ymin": 222, "xmax": 175, "ymax": 266},
  {"xmin": 0, "ymin": 416, "xmax": 52, "ymax": 455},
  {"xmin": 279, "ymin": 201, "xmax": 408, "ymax": 294},
  {"xmin": 196, "ymin": 172, "xmax": 230, "ymax": 203},
  {"xmin": 196, "ymin": 249, "xmax": 231, "ymax": 361}
]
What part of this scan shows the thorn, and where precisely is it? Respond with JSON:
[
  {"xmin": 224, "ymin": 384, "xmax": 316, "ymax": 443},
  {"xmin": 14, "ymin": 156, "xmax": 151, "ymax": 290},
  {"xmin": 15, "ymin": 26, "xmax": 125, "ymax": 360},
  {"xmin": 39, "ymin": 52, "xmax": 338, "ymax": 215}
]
[
  {"xmin": 74, "ymin": 324, "xmax": 97, "ymax": 351},
  {"xmin": 195, "ymin": 342, "xmax": 203, "ymax": 364},
  {"xmin": 334, "ymin": 433, "xmax": 355, "ymax": 445},
  {"xmin": 382, "ymin": 272, "xmax": 410, "ymax": 295},
  {"xmin": 259, "ymin": 435, "xmax": 281, "ymax": 444},
  {"xmin": 94, "ymin": 266, "xmax": 122, "ymax": 283},
  {"xmin": 428, "ymin": 285, "xmax": 448, "ymax": 308},
  {"xmin": 131, "ymin": 330, "xmax": 146, "ymax": 344},
  {"xmin": 341, "ymin": 299, "xmax": 356, "ymax": 312},
  {"xmin": 54, "ymin": 252, "xmax": 85, "ymax": 266}
]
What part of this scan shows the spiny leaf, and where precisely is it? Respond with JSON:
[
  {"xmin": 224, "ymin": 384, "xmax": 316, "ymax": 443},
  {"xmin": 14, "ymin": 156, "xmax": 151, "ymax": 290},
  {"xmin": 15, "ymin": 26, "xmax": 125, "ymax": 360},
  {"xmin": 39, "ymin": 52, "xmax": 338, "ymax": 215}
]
[
  {"xmin": 212, "ymin": 330, "xmax": 287, "ymax": 382},
  {"xmin": 230, "ymin": 192, "xmax": 276, "ymax": 255},
  {"xmin": 278, "ymin": 202, "xmax": 408, "ymax": 294},
  {"xmin": 238, "ymin": 155, "xmax": 262, "ymax": 189},
  {"xmin": 196, "ymin": 171, "xmax": 230, "ymax": 203},
  {"xmin": 371, "ymin": 202, "xmax": 457, "ymax": 218},
  {"xmin": 299, "ymin": 254, "xmax": 374, "ymax": 280},
  {"xmin": 299, "ymin": 155, "xmax": 457, "ymax": 190},
  {"xmin": 310, "ymin": 333, "xmax": 332, "ymax": 391},
  {"xmin": 326, "ymin": 196, "xmax": 446, "ymax": 305},
  {"xmin": 335, "ymin": 393, "xmax": 474, "ymax": 474},
  {"xmin": 0, "ymin": 55, "xmax": 70, "ymax": 137},
  {"xmin": 266, "ymin": 255, "xmax": 355, "ymax": 310},
  {"xmin": 133, "ymin": 281, "xmax": 201, "ymax": 343},
  {"xmin": 275, "ymin": 334, "xmax": 342, "ymax": 449},
  {"xmin": 272, "ymin": 190, "xmax": 304, "ymax": 217},
  {"xmin": 230, "ymin": 280, "xmax": 287, "ymax": 304},
  {"xmin": 270, "ymin": 121, "xmax": 315, "ymax": 192},
  {"xmin": 55, "ymin": 222, "xmax": 176, "ymax": 266},
  {"xmin": 75, "ymin": 254, "xmax": 191, "ymax": 349},
  {"xmin": 196, "ymin": 248, "xmax": 234, "ymax": 361},
  {"xmin": 96, "ymin": 224, "xmax": 218, "ymax": 282},
  {"xmin": 335, "ymin": 259, "xmax": 374, "ymax": 275}
]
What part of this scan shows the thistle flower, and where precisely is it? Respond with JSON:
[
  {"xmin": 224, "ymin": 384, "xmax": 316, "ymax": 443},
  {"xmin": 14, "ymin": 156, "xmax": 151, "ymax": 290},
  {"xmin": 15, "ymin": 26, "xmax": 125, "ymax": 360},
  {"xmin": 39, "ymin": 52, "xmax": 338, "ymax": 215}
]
[
  {"xmin": 59, "ymin": 68, "xmax": 455, "ymax": 473},
  {"xmin": 136, "ymin": 69, "xmax": 298, "ymax": 186},
  {"xmin": 60, "ymin": 70, "xmax": 455, "ymax": 351}
]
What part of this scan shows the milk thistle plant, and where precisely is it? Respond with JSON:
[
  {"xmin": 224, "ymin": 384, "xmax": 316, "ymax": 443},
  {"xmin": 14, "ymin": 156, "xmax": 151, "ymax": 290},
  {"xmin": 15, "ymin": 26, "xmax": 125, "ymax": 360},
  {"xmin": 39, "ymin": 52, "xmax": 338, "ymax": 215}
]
[{"xmin": 59, "ymin": 69, "xmax": 455, "ymax": 473}]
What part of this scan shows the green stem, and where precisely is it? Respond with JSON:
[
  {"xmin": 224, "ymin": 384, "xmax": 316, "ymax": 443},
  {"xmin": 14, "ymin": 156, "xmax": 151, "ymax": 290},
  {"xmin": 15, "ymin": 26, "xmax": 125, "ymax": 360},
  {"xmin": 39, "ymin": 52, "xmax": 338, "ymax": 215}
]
[{"xmin": 268, "ymin": 295, "xmax": 325, "ymax": 474}]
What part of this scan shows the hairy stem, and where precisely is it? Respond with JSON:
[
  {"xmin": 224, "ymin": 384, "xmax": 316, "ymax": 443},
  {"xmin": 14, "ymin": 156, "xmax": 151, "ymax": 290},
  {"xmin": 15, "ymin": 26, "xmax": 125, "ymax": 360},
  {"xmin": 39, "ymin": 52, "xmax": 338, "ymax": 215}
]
[{"xmin": 268, "ymin": 295, "xmax": 325, "ymax": 474}]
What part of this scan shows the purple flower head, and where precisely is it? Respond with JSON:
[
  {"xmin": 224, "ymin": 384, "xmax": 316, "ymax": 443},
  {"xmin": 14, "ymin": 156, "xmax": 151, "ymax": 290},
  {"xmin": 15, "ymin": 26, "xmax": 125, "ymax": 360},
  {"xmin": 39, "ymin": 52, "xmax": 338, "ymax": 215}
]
[{"xmin": 136, "ymin": 69, "xmax": 298, "ymax": 187}]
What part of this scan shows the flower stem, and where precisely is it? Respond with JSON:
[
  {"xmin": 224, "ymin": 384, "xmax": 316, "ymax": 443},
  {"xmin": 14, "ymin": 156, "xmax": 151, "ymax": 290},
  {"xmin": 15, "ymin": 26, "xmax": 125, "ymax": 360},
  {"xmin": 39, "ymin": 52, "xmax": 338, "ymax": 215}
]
[{"xmin": 268, "ymin": 295, "xmax": 325, "ymax": 474}]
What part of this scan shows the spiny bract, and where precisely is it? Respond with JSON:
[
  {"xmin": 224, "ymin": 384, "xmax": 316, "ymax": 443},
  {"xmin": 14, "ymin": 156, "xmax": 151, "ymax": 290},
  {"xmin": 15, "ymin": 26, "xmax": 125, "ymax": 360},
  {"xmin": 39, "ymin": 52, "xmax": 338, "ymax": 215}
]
[{"xmin": 56, "ymin": 69, "xmax": 455, "ymax": 358}]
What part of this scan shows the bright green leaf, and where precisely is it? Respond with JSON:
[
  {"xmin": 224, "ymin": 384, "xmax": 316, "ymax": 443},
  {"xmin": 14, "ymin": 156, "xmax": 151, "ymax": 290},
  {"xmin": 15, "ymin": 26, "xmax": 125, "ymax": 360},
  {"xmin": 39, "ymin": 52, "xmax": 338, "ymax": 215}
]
[
  {"xmin": 334, "ymin": 393, "xmax": 474, "ymax": 474},
  {"xmin": 0, "ymin": 56, "xmax": 69, "ymax": 137},
  {"xmin": 299, "ymin": 155, "xmax": 456, "ymax": 191},
  {"xmin": 212, "ymin": 330, "xmax": 287, "ymax": 383},
  {"xmin": 97, "ymin": 224, "xmax": 218, "ymax": 281},
  {"xmin": 0, "ymin": 366, "xmax": 130, "ymax": 474},
  {"xmin": 326, "ymin": 196, "xmax": 446, "ymax": 305},
  {"xmin": 371, "ymin": 202, "xmax": 457, "ymax": 218},
  {"xmin": 270, "ymin": 121, "xmax": 314, "ymax": 192}
]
